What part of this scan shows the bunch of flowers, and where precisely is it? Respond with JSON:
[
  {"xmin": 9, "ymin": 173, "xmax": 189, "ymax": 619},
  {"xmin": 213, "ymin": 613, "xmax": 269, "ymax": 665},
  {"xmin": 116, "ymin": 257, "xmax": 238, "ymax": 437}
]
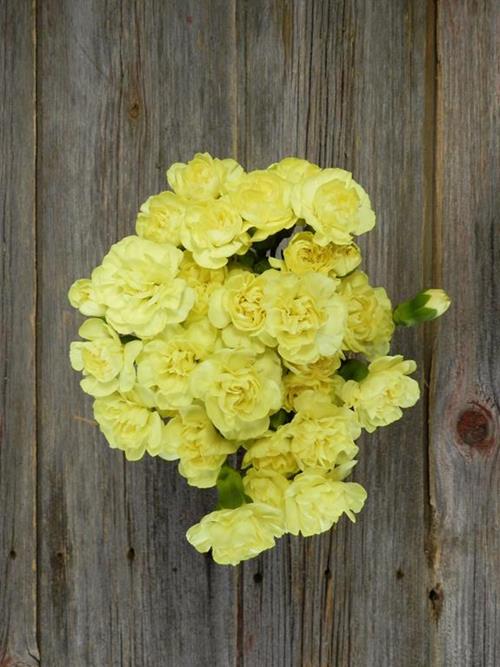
[{"xmin": 69, "ymin": 153, "xmax": 450, "ymax": 565}]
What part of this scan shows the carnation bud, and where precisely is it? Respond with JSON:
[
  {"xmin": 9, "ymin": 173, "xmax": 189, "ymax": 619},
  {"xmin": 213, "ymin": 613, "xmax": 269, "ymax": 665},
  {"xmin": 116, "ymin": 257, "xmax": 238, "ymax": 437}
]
[{"xmin": 393, "ymin": 289, "xmax": 451, "ymax": 327}]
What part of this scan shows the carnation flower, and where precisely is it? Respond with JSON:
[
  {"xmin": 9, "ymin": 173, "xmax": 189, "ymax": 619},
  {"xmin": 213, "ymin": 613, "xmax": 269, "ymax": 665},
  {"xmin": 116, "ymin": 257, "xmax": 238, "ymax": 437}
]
[
  {"xmin": 242, "ymin": 425, "xmax": 299, "ymax": 476},
  {"xmin": 282, "ymin": 231, "xmax": 341, "ymax": 275},
  {"xmin": 243, "ymin": 468, "xmax": 290, "ymax": 511},
  {"xmin": 283, "ymin": 353, "xmax": 343, "ymax": 379},
  {"xmin": 136, "ymin": 190, "xmax": 185, "ymax": 246},
  {"xmin": 167, "ymin": 152, "xmax": 244, "ymax": 200},
  {"xmin": 189, "ymin": 348, "xmax": 283, "ymax": 440},
  {"xmin": 135, "ymin": 320, "xmax": 217, "ymax": 411},
  {"xmin": 338, "ymin": 270, "xmax": 395, "ymax": 359},
  {"xmin": 229, "ymin": 170, "xmax": 297, "ymax": 241},
  {"xmin": 288, "ymin": 391, "xmax": 361, "ymax": 470},
  {"xmin": 267, "ymin": 157, "xmax": 321, "ymax": 184},
  {"xmin": 178, "ymin": 251, "xmax": 227, "ymax": 322},
  {"xmin": 262, "ymin": 270, "xmax": 347, "ymax": 364},
  {"xmin": 91, "ymin": 236, "xmax": 195, "ymax": 338},
  {"xmin": 328, "ymin": 242, "xmax": 362, "ymax": 276},
  {"xmin": 70, "ymin": 318, "xmax": 141, "ymax": 397},
  {"xmin": 282, "ymin": 372, "xmax": 334, "ymax": 411},
  {"xmin": 93, "ymin": 390, "xmax": 167, "ymax": 461},
  {"xmin": 285, "ymin": 470, "xmax": 367, "ymax": 536},
  {"xmin": 68, "ymin": 278, "xmax": 105, "ymax": 317},
  {"xmin": 292, "ymin": 168, "xmax": 375, "ymax": 245},
  {"xmin": 339, "ymin": 355, "xmax": 420, "ymax": 432},
  {"xmin": 208, "ymin": 269, "xmax": 273, "ymax": 352},
  {"xmin": 181, "ymin": 197, "xmax": 251, "ymax": 269},
  {"xmin": 186, "ymin": 502, "xmax": 285, "ymax": 565},
  {"xmin": 282, "ymin": 355, "xmax": 343, "ymax": 408},
  {"xmin": 160, "ymin": 405, "xmax": 238, "ymax": 488}
]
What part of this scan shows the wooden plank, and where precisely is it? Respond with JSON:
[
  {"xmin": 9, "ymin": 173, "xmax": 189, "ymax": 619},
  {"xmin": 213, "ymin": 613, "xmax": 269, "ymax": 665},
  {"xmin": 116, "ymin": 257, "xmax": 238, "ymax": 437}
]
[
  {"xmin": 429, "ymin": 0, "xmax": 500, "ymax": 664},
  {"xmin": 236, "ymin": 1, "xmax": 433, "ymax": 665},
  {"xmin": 0, "ymin": 1, "xmax": 39, "ymax": 665},
  {"xmin": 37, "ymin": 1, "xmax": 237, "ymax": 665}
]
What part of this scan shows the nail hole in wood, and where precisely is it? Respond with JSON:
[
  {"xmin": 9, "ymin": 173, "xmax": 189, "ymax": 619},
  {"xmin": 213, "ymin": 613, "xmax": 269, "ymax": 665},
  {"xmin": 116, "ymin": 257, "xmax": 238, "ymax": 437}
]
[
  {"xmin": 253, "ymin": 572, "xmax": 263, "ymax": 584},
  {"xmin": 9, "ymin": 549, "xmax": 16, "ymax": 560},
  {"xmin": 324, "ymin": 568, "xmax": 332, "ymax": 579},
  {"xmin": 128, "ymin": 101, "xmax": 140, "ymax": 120},
  {"xmin": 127, "ymin": 547, "xmax": 135, "ymax": 561},
  {"xmin": 396, "ymin": 568, "xmax": 404, "ymax": 579},
  {"xmin": 429, "ymin": 584, "xmax": 444, "ymax": 621}
]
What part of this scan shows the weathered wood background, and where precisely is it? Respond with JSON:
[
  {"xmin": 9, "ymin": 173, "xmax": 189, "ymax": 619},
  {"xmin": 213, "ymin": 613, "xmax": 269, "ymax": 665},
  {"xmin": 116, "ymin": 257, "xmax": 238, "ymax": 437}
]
[{"xmin": 1, "ymin": 1, "xmax": 498, "ymax": 665}]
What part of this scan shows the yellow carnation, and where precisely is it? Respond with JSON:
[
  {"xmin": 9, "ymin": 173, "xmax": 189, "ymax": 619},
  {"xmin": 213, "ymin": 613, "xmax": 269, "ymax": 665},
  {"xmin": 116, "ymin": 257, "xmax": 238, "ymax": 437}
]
[
  {"xmin": 68, "ymin": 278, "xmax": 105, "ymax": 317},
  {"xmin": 91, "ymin": 236, "xmax": 195, "ymax": 338},
  {"xmin": 135, "ymin": 321, "xmax": 217, "ymax": 410},
  {"xmin": 229, "ymin": 170, "xmax": 297, "ymax": 241},
  {"xmin": 160, "ymin": 405, "xmax": 238, "ymax": 488},
  {"xmin": 285, "ymin": 470, "xmax": 367, "ymax": 536},
  {"xmin": 283, "ymin": 354, "xmax": 343, "ymax": 409},
  {"xmin": 166, "ymin": 152, "xmax": 244, "ymax": 200},
  {"xmin": 243, "ymin": 468, "xmax": 290, "ymax": 510},
  {"xmin": 262, "ymin": 270, "xmax": 347, "ymax": 364},
  {"xmin": 242, "ymin": 425, "xmax": 299, "ymax": 476},
  {"xmin": 208, "ymin": 270, "xmax": 273, "ymax": 351},
  {"xmin": 292, "ymin": 168, "xmax": 375, "ymax": 245},
  {"xmin": 282, "ymin": 372, "xmax": 333, "ymax": 411},
  {"xmin": 340, "ymin": 355, "xmax": 420, "ymax": 432},
  {"xmin": 190, "ymin": 348, "xmax": 282, "ymax": 440},
  {"xmin": 178, "ymin": 251, "xmax": 227, "ymax": 322},
  {"xmin": 329, "ymin": 242, "xmax": 362, "ymax": 276},
  {"xmin": 267, "ymin": 157, "xmax": 320, "ymax": 184},
  {"xmin": 282, "ymin": 231, "xmax": 340, "ymax": 275},
  {"xmin": 93, "ymin": 391, "xmax": 167, "ymax": 461},
  {"xmin": 181, "ymin": 197, "xmax": 251, "ymax": 269},
  {"xmin": 288, "ymin": 391, "xmax": 360, "ymax": 470},
  {"xmin": 186, "ymin": 502, "xmax": 285, "ymax": 565},
  {"xmin": 70, "ymin": 318, "xmax": 141, "ymax": 397},
  {"xmin": 136, "ymin": 190, "xmax": 185, "ymax": 246},
  {"xmin": 338, "ymin": 270, "xmax": 395, "ymax": 358},
  {"xmin": 284, "ymin": 353, "xmax": 343, "ymax": 379}
]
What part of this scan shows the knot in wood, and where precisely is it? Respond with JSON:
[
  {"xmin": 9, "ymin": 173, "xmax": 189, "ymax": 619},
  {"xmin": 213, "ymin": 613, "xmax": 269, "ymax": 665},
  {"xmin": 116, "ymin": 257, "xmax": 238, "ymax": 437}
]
[{"xmin": 456, "ymin": 405, "xmax": 492, "ymax": 448}]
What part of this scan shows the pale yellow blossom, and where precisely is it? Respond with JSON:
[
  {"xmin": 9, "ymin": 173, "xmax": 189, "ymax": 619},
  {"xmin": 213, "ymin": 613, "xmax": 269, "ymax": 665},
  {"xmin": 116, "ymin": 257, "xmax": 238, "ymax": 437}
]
[
  {"xmin": 285, "ymin": 469, "xmax": 367, "ymax": 536},
  {"xmin": 339, "ymin": 355, "xmax": 420, "ymax": 432},
  {"xmin": 187, "ymin": 502, "xmax": 285, "ymax": 565}
]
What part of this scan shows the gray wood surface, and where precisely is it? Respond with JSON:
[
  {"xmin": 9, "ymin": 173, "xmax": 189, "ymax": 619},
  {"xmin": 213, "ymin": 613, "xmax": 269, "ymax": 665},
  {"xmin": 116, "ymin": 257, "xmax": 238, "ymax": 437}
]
[
  {"xmin": 1, "ymin": 1, "xmax": 498, "ymax": 666},
  {"xmin": 429, "ymin": 1, "xmax": 500, "ymax": 665},
  {"xmin": 0, "ymin": 1, "xmax": 38, "ymax": 666}
]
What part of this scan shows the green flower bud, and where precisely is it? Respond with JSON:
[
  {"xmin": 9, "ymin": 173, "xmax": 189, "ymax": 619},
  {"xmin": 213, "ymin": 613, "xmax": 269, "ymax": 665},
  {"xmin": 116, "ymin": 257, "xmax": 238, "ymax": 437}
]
[{"xmin": 393, "ymin": 289, "xmax": 451, "ymax": 327}]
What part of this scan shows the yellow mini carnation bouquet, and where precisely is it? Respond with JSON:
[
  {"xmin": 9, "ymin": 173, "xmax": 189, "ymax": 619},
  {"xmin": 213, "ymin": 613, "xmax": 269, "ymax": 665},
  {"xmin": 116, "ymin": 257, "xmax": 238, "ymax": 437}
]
[{"xmin": 69, "ymin": 153, "xmax": 451, "ymax": 565}]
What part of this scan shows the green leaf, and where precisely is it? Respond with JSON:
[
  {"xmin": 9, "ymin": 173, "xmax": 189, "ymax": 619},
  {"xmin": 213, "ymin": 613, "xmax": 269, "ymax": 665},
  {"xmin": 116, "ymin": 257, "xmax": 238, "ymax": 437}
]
[
  {"xmin": 269, "ymin": 408, "xmax": 293, "ymax": 430},
  {"xmin": 253, "ymin": 258, "xmax": 271, "ymax": 274},
  {"xmin": 216, "ymin": 465, "xmax": 248, "ymax": 510},
  {"xmin": 338, "ymin": 359, "xmax": 369, "ymax": 382}
]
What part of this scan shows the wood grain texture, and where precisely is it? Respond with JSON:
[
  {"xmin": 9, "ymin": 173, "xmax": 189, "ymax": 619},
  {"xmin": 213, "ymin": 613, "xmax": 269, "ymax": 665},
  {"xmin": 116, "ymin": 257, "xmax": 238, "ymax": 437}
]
[
  {"xmin": 429, "ymin": 0, "xmax": 500, "ymax": 664},
  {"xmin": 0, "ymin": 1, "xmax": 38, "ymax": 665},
  {"xmin": 236, "ymin": 2, "xmax": 432, "ymax": 665},
  {"xmin": 0, "ymin": 0, "xmax": 498, "ymax": 665},
  {"xmin": 37, "ymin": 1, "xmax": 237, "ymax": 665}
]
